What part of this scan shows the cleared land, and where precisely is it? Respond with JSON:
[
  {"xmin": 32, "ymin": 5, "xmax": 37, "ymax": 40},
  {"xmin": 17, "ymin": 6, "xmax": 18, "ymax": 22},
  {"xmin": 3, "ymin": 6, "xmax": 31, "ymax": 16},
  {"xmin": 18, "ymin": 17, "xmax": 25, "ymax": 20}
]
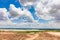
[{"xmin": 0, "ymin": 31, "xmax": 60, "ymax": 40}]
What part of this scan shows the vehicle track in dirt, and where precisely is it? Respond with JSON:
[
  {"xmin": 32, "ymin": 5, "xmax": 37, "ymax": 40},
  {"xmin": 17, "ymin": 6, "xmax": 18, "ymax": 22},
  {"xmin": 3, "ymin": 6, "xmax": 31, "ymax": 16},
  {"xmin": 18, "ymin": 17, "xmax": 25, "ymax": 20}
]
[{"xmin": 0, "ymin": 31, "xmax": 60, "ymax": 40}]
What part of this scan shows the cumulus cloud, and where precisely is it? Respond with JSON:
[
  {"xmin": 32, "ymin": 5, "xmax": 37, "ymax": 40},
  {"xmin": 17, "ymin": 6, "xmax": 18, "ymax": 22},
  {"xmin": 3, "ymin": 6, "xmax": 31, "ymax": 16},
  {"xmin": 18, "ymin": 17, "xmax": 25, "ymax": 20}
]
[
  {"xmin": 0, "ymin": 8, "xmax": 8, "ymax": 21},
  {"xmin": 18, "ymin": 0, "xmax": 60, "ymax": 28},
  {"xmin": 0, "ymin": 8, "xmax": 12, "ymax": 26},
  {"xmin": 44, "ymin": 0, "xmax": 60, "ymax": 23},
  {"xmin": 0, "ymin": 5, "xmax": 36, "ymax": 28},
  {"xmin": 9, "ymin": 4, "xmax": 20, "ymax": 18},
  {"xmin": 35, "ymin": 0, "xmax": 60, "ymax": 28},
  {"xmin": 52, "ymin": 0, "xmax": 60, "ymax": 5},
  {"xmin": 7, "ymin": 0, "xmax": 60, "ymax": 28},
  {"xmin": 9, "ymin": 4, "xmax": 35, "ymax": 23},
  {"xmin": 34, "ymin": 0, "xmax": 54, "ymax": 20},
  {"xmin": 19, "ymin": 0, "xmax": 39, "ymax": 6},
  {"xmin": 19, "ymin": 0, "xmax": 60, "ymax": 21},
  {"xmin": 49, "ymin": 4, "xmax": 60, "ymax": 23},
  {"xmin": 0, "ymin": 4, "xmax": 36, "ymax": 26},
  {"xmin": 33, "ymin": 0, "xmax": 60, "ymax": 22},
  {"xmin": 0, "ymin": 0, "xmax": 60, "ymax": 28},
  {"xmin": 19, "ymin": 0, "xmax": 53, "ymax": 20}
]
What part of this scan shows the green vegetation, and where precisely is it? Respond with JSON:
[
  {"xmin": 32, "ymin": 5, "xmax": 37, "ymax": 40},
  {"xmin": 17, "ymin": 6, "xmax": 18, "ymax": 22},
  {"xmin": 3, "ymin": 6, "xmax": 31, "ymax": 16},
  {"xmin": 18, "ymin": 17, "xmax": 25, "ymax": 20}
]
[
  {"xmin": 0, "ymin": 30, "xmax": 60, "ymax": 33},
  {"xmin": 44, "ymin": 30, "xmax": 60, "ymax": 32}
]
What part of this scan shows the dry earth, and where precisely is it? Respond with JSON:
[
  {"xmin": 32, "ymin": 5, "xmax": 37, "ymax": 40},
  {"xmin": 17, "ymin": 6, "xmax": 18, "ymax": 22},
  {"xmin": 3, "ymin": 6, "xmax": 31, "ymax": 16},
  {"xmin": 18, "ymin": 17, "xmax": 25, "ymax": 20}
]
[{"xmin": 0, "ymin": 31, "xmax": 60, "ymax": 40}]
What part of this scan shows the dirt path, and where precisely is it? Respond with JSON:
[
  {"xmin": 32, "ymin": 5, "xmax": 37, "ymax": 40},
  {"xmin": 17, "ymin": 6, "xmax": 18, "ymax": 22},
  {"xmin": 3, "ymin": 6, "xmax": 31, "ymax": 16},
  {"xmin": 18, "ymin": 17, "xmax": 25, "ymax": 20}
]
[
  {"xmin": 0, "ymin": 32, "xmax": 15, "ymax": 34},
  {"xmin": 47, "ymin": 32, "xmax": 60, "ymax": 37},
  {"xmin": 25, "ymin": 34, "xmax": 39, "ymax": 40},
  {"xmin": 0, "ymin": 31, "xmax": 60, "ymax": 40}
]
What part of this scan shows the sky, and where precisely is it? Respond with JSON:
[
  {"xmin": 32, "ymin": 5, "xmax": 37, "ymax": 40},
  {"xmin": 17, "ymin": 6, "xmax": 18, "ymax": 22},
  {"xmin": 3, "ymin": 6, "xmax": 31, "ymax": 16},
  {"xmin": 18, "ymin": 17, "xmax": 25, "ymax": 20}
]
[
  {"xmin": 0, "ymin": 0, "xmax": 38, "ymax": 21},
  {"xmin": 0, "ymin": 0, "xmax": 21, "ymax": 9},
  {"xmin": 0, "ymin": 0, "xmax": 47, "ymax": 23},
  {"xmin": 0, "ymin": 0, "xmax": 60, "ymax": 29}
]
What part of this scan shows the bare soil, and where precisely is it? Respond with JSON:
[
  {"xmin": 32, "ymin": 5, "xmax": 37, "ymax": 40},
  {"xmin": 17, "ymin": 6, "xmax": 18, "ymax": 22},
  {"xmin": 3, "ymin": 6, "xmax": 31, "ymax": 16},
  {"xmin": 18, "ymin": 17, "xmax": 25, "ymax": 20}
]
[{"xmin": 0, "ymin": 31, "xmax": 60, "ymax": 40}]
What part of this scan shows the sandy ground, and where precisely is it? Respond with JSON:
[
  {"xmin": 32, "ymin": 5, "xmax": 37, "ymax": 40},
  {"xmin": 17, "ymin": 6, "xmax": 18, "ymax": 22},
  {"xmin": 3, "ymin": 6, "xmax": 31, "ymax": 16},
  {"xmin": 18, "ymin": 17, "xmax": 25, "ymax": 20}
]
[
  {"xmin": 47, "ymin": 32, "xmax": 60, "ymax": 37},
  {"xmin": 0, "ymin": 31, "xmax": 60, "ymax": 40}
]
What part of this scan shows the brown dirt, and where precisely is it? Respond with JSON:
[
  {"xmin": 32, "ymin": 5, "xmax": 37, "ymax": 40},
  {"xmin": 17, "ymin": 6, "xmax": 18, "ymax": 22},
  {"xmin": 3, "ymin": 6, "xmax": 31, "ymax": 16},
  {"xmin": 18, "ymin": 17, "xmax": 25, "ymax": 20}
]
[
  {"xmin": 34, "ymin": 32, "xmax": 60, "ymax": 40},
  {"xmin": 0, "ymin": 31, "xmax": 60, "ymax": 40}
]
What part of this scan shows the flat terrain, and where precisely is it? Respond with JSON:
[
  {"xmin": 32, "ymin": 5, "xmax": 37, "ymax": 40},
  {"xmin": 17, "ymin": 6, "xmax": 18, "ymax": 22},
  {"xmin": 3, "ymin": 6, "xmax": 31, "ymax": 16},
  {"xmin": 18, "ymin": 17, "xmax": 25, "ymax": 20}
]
[{"xmin": 0, "ymin": 31, "xmax": 60, "ymax": 40}]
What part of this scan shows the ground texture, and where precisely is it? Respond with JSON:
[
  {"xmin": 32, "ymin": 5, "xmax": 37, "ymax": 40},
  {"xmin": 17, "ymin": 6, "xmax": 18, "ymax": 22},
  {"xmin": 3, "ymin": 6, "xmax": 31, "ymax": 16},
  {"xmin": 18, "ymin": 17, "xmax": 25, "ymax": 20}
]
[{"xmin": 0, "ymin": 31, "xmax": 60, "ymax": 40}]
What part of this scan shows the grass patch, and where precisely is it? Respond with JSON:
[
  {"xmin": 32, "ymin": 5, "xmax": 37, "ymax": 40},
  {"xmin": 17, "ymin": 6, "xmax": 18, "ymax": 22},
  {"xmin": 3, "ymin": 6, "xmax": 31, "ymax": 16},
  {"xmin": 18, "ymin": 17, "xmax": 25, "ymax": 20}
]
[{"xmin": 0, "ymin": 30, "xmax": 60, "ymax": 33}]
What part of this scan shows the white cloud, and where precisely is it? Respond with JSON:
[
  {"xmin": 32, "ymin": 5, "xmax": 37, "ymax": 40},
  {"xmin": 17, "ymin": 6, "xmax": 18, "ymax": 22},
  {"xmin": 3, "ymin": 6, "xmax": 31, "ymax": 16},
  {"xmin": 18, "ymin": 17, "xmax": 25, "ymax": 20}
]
[
  {"xmin": 33, "ymin": 0, "xmax": 60, "ymax": 21},
  {"xmin": 0, "ymin": 0, "xmax": 60, "ymax": 28},
  {"xmin": 0, "ymin": 4, "xmax": 36, "ymax": 27},
  {"xmin": 0, "ymin": 8, "xmax": 13, "ymax": 26},
  {"xmin": 0, "ymin": 8, "xmax": 10, "ymax": 21},
  {"xmin": 0, "ymin": 8, "xmax": 8, "ymax": 21},
  {"xmin": 9, "ymin": 4, "xmax": 35, "ymax": 23},
  {"xmin": 35, "ymin": 0, "xmax": 60, "ymax": 28},
  {"xmin": 40, "ymin": 14, "xmax": 54, "ymax": 20},
  {"xmin": 19, "ymin": 0, "xmax": 39, "ymax": 6},
  {"xmin": 19, "ymin": 0, "xmax": 54, "ymax": 20},
  {"xmin": 34, "ymin": 0, "xmax": 53, "ymax": 20},
  {"xmin": 19, "ymin": 0, "xmax": 60, "ymax": 28},
  {"xmin": 52, "ymin": 0, "xmax": 60, "ymax": 5},
  {"xmin": 11, "ymin": 0, "xmax": 60, "ymax": 28},
  {"xmin": 46, "ymin": 0, "xmax": 60, "ymax": 23}
]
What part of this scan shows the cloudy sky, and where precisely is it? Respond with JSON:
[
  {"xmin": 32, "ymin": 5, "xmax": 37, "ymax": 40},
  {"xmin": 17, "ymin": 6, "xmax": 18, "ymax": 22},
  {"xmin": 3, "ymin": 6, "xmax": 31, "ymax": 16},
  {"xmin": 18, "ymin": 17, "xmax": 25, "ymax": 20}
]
[{"xmin": 0, "ymin": 0, "xmax": 60, "ymax": 29}]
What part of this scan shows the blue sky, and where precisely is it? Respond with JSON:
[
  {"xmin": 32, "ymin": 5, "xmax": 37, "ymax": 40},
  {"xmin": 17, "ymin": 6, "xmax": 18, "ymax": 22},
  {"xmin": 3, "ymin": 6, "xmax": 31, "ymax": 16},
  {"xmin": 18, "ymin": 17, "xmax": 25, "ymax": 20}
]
[
  {"xmin": 0, "ymin": 0, "xmax": 53, "ymax": 24},
  {"xmin": 0, "ymin": 0, "xmax": 21, "ymax": 10},
  {"xmin": 0, "ymin": 0, "xmax": 38, "ymax": 20},
  {"xmin": 0, "ymin": 0, "xmax": 47, "ymax": 24},
  {"xmin": 0, "ymin": 0, "xmax": 60, "ymax": 28}
]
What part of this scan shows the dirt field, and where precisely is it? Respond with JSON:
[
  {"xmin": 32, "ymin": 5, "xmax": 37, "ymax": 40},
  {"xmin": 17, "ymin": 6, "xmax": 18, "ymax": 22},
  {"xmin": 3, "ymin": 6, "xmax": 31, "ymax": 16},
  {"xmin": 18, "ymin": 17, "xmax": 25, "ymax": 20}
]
[{"xmin": 0, "ymin": 31, "xmax": 60, "ymax": 40}]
